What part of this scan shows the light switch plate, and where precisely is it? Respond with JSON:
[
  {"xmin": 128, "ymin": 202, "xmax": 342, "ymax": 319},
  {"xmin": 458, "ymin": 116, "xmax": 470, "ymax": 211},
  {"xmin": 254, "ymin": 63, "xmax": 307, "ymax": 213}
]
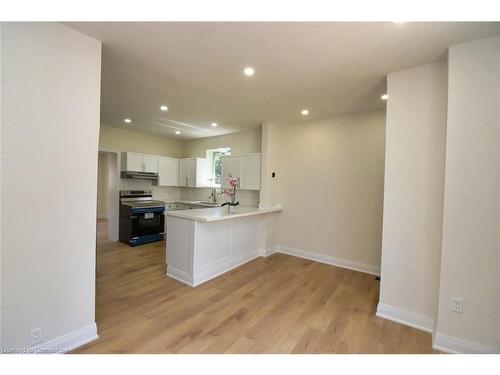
[
  {"xmin": 452, "ymin": 297, "xmax": 464, "ymax": 313},
  {"xmin": 30, "ymin": 327, "xmax": 42, "ymax": 345}
]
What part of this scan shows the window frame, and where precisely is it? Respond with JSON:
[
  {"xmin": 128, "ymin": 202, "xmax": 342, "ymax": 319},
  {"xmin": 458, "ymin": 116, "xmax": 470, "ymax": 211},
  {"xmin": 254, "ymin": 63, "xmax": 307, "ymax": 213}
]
[{"xmin": 206, "ymin": 147, "xmax": 231, "ymax": 187}]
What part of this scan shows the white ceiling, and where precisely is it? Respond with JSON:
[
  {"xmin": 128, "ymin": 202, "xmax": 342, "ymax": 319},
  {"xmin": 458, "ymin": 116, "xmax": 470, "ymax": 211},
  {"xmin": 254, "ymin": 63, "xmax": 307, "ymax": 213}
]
[{"xmin": 67, "ymin": 22, "xmax": 500, "ymax": 139}]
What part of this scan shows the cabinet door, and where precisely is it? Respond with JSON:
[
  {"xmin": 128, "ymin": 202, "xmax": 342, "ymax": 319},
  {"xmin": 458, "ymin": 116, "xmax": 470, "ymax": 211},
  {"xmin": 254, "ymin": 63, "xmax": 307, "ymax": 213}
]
[
  {"xmin": 194, "ymin": 158, "xmax": 209, "ymax": 187},
  {"xmin": 158, "ymin": 157, "xmax": 179, "ymax": 186},
  {"xmin": 187, "ymin": 159, "xmax": 197, "ymax": 187},
  {"xmin": 142, "ymin": 154, "xmax": 158, "ymax": 173},
  {"xmin": 179, "ymin": 159, "xmax": 190, "ymax": 187},
  {"xmin": 125, "ymin": 152, "xmax": 143, "ymax": 172},
  {"xmin": 241, "ymin": 154, "xmax": 261, "ymax": 190},
  {"xmin": 221, "ymin": 155, "xmax": 242, "ymax": 188}
]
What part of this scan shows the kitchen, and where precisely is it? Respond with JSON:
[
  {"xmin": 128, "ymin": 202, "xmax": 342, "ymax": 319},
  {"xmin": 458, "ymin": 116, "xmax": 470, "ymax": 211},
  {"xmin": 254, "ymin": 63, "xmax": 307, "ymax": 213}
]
[{"xmin": 97, "ymin": 124, "xmax": 279, "ymax": 285}]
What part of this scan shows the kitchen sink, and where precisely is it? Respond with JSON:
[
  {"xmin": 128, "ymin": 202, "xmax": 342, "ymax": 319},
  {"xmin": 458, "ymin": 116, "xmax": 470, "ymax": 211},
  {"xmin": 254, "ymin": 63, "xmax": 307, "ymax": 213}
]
[{"xmin": 197, "ymin": 201, "xmax": 220, "ymax": 206}]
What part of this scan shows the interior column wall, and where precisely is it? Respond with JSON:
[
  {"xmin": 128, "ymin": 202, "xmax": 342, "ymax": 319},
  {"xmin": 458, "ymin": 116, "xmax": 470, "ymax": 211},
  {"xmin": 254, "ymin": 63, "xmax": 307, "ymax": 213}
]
[
  {"xmin": 1, "ymin": 23, "xmax": 101, "ymax": 350},
  {"xmin": 0, "ymin": 22, "xmax": 3, "ymax": 346},
  {"xmin": 377, "ymin": 62, "xmax": 448, "ymax": 330},
  {"xmin": 434, "ymin": 35, "xmax": 500, "ymax": 353}
]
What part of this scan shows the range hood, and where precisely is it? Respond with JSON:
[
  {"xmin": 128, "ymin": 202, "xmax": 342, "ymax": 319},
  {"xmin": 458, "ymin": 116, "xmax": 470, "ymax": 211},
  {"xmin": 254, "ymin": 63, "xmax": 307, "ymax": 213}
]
[{"xmin": 120, "ymin": 171, "xmax": 158, "ymax": 180}]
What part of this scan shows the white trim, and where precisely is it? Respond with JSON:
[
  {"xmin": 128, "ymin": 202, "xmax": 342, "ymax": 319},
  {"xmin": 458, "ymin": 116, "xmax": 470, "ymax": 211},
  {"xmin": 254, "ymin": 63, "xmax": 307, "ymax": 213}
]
[
  {"xmin": 32, "ymin": 323, "xmax": 98, "ymax": 354},
  {"xmin": 258, "ymin": 246, "xmax": 277, "ymax": 257},
  {"xmin": 166, "ymin": 266, "xmax": 193, "ymax": 286},
  {"xmin": 193, "ymin": 250, "xmax": 258, "ymax": 287},
  {"xmin": 275, "ymin": 244, "xmax": 381, "ymax": 276},
  {"xmin": 433, "ymin": 332, "xmax": 500, "ymax": 354},
  {"xmin": 376, "ymin": 303, "xmax": 435, "ymax": 333},
  {"xmin": 167, "ymin": 250, "xmax": 259, "ymax": 287}
]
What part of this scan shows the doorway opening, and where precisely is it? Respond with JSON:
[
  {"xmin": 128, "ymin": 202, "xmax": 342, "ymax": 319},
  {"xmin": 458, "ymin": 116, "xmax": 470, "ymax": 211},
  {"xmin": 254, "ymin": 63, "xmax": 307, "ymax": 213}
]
[{"xmin": 96, "ymin": 151, "xmax": 119, "ymax": 240}]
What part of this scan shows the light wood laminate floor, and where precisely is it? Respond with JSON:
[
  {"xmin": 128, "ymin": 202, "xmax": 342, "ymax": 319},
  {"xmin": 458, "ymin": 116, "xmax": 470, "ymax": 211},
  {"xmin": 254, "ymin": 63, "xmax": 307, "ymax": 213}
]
[{"xmin": 74, "ymin": 219, "xmax": 435, "ymax": 354}]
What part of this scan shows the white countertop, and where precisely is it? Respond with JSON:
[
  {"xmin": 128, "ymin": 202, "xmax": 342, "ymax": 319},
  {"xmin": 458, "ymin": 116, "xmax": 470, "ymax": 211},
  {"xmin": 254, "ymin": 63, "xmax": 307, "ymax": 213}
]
[
  {"xmin": 166, "ymin": 205, "xmax": 282, "ymax": 222},
  {"xmin": 164, "ymin": 200, "xmax": 222, "ymax": 207}
]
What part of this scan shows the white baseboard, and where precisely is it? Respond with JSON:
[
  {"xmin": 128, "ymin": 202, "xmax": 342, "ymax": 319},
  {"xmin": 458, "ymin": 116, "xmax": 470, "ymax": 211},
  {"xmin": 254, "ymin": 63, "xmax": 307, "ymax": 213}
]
[
  {"xmin": 433, "ymin": 332, "xmax": 500, "ymax": 354},
  {"xmin": 167, "ymin": 250, "xmax": 259, "ymax": 287},
  {"xmin": 259, "ymin": 246, "xmax": 277, "ymax": 257},
  {"xmin": 193, "ymin": 250, "xmax": 259, "ymax": 287},
  {"xmin": 33, "ymin": 323, "xmax": 98, "ymax": 353},
  {"xmin": 167, "ymin": 266, "xmax": 194, "ymax": 286},
  {"xmin": 275, "ymin": 244, "xmax": 381, "ymax": 276},
  {"xmin": 376, "ymin": 303, "xmax": 435, "ymax": 333}
]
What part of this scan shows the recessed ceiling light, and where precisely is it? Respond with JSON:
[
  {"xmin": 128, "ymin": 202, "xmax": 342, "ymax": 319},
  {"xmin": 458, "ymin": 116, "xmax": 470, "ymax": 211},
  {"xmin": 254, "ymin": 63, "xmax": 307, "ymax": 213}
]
[
  {"xmin": 392, "ymin": 21, "xmax": 406, "ymax": 24},
  {"xmin": 211, "ymin": 122, "xmax": 218, "ymax": 127},
  {"xmin": 301, "ymin": 109, "xmax": 309, "ymax": 116},
  {"xmin": 124, "ymin": 118, "xmax": 131, "ymax": 124},
  {"xmin": 381, "ymin": 94, "xmax": 389, "ymax": 100},
  {"xmin": 243, "ymin": 67, "xmax": 255, "ymax": 76},
  {"xmin": 175, "ymin": 131, "xmax": 181, "ymax": 135},
  {"xmin": 160, "ymin": 105, "xmax": 168, "ymax": 111}
]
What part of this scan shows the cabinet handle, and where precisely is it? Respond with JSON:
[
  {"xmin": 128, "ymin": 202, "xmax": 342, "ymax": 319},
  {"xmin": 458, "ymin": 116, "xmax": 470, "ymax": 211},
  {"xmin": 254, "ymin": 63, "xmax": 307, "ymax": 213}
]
[{"xmin": 185, "ymin": 177, "xmax": 188, "ymax": 186}]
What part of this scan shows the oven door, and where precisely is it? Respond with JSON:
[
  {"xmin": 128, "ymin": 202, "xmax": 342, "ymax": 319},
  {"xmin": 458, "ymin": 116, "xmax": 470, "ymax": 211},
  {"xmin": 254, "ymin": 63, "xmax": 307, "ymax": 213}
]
[{"xmin": 130, "ymin": 207, "xmax": 165, "ymax": 239}]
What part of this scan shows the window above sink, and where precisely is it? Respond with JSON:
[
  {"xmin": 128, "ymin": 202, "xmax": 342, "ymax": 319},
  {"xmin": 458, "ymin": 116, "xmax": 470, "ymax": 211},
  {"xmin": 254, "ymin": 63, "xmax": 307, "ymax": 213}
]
[{"xmin": 205, "ymin": 147, "xmax": 231, "ymax": 187}]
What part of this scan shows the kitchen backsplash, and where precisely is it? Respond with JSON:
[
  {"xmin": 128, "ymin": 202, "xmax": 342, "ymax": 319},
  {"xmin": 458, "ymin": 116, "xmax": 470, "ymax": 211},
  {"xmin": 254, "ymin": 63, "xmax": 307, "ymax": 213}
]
[
  {"xmin": 180, "ymin": 187, "xmax": 260, "ymax": 207},
  {"xmin": 119, "ymin": 178, "xmax": 259, "ymax": 206},
  {"xmin": 119, "ymin": 178, "xmax": 181, "ymax": 201}
]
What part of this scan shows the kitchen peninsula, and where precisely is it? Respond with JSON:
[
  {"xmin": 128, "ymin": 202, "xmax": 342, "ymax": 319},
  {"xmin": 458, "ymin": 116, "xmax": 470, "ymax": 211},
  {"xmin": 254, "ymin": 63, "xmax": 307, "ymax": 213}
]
[{"xmin": 166, "ymin": 205, "xmax": 282, "ymax": 287}]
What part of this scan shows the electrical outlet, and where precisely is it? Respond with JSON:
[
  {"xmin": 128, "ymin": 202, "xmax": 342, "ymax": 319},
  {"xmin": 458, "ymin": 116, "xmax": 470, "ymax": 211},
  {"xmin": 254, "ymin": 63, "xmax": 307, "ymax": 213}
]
[
  {"xmin": 30, "ymin": 327, "xmax": 42, "ymax": 346},
  {"xmin": 452, "ymin": 297, "xmax": 464, "ymax": 313}
]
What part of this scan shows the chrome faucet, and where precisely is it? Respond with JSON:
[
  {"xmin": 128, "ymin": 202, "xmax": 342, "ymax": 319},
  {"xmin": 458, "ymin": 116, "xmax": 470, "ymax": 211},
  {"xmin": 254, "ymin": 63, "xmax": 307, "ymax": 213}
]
[{"xmin": 208, "ymin": 187, "xmax": 217, "ymax": 203}]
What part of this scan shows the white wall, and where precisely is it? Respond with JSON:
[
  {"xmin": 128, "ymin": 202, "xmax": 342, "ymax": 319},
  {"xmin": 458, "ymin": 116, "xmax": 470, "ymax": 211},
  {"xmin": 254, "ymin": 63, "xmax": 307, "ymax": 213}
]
[
  {"xmin": 264, "ymin": 111, "xmax": 386, "ymax": 273},
  {"xmin": 1, "ymin": 23, "xmax": 101, "ymax": 350},
  {"xmin": 378, "ymin": 62, "xmax": 448, "ymax": 330},
  {"xmin": 435, "ymin": 35, "xmax": 500, "ymax": 352},
  {"xmin": 260, "ymin": 122, "xmax": 281, "ymax": 209},
  {"xmin": 0, "ymin": 23, "xmax": 3, "ymax": 345},
  {"xmin": 181, "ymin": 127, "xmax": 262, "ymax": 158},
  {"xmin": 100, "ymin": 124, "xmax": 182, "ymax": 157}
]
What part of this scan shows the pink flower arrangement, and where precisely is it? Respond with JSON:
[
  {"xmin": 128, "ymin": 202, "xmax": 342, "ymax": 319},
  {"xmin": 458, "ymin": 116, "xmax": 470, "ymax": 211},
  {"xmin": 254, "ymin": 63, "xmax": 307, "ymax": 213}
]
[
  {"xmin": 223, "ymin": 175, "xmax": 239, "ymax": 202},
  {"xmin": 224, "ymin": 176, "xmax": 239, "ymax": 197},
  {"xmin": 222, "ymin": 175, "xmax": 240, "ymax": 213}
]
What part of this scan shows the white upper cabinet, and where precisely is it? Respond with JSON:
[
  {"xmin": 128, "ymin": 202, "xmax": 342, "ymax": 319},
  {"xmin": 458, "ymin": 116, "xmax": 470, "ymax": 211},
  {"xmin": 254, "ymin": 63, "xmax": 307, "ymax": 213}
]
[
  {"xmin": 179, "ymin": 158, "xmax": 209, "ymax": 187},
  {"xmin": 158, "ymin": 156, "xmax": 179, "ymax": 186},
  {"xmin": 122, "ymin": 152, "xmax": 143, "ymax": 172},
  {"xmin": 221, "ymin": 153, "xmax": 261, "ymax": 190},
  {"xmin": 119, "ymin": 151, "xmax": 258, "ymax": 190},
  {"xmin": 241, "ymin": 154, "xmax": 261, "ymax": 190},
  {"xmin": 179, "ymin": 159, "xmax": 191, "ymax": 187},
  {"xmin": 142, "ymin": 154, "xmax": 159, "ymax": 173},
  {"xmin": 221, "ymin": 155, "xmax": 242, "ymax": 188},
  {"xmin": 121, "ymin": 152, "xmax": 158, "ymax": 173}
]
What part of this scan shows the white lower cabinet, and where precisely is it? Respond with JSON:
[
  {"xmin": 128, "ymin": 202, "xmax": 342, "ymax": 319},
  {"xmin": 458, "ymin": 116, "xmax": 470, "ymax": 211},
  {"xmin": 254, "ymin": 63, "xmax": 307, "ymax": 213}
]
[{"xmin": 158, "ymin": 156, "xmax": 179, "ymax": 186}]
